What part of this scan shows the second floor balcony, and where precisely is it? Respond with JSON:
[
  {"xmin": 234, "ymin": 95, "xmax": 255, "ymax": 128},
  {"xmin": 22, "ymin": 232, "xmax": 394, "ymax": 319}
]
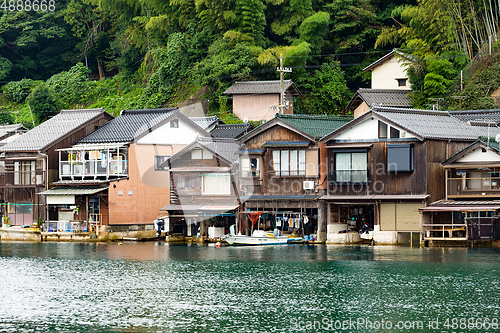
[
  {"xmin": 447, "ymin": 172, "xmax": 500, "ymax": 198},
  {"xmin": 57, "ymin": 145, "xmax": 128, "ymax": 180}
]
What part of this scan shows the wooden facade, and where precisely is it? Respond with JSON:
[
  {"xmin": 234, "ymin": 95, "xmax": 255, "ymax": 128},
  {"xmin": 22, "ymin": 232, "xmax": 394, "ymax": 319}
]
[{"xmin": 0, "ymin": 113, "xmax": 112, "ymax": 226}]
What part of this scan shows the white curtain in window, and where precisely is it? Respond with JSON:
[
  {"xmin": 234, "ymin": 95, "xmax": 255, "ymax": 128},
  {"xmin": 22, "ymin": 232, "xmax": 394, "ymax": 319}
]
[
  {"xmin": 335, "ymin": 153, "xmax": 351, "ymax": 182},
  {"xmin": 241, "ymin": 156, "xmax": 250, "ymax": 177},
  {"xmin": 203, "ymin": 173, "xmax": 230, "ymax": 195},
  {"xmin": 273, "ymin": 151, "xmax": 280, "ymax": 175},
  {"xmin": 298, "ymin": 150, "xmax": 306, "ymax": 175},
  {"xmin": 351, "ymin": 153, "xmax": 367, "ymax": 183},
  {"xmin": 281, "ymin": 150, "xmax": 289, "ymax": 176},
  {"xmin": 290, "ymin": 150, "xmax": 298, "ymax": 175},
  {"xmin": 14, "ymin": 162, "xmax": 19, "ymax": 185}
]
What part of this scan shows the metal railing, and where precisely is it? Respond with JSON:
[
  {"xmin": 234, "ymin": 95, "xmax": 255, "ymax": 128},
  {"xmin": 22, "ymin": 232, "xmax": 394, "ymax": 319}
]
[
  {"xmin": 422, "ymin": 223, "xmax": 467, "ymax": 240},
  {"xmin": 59, "ymin": 159, "xmax": 128, "ymax": 179},
  {"xmin": 43, "ymin": 220, "xmax": 89, "ymax": 232}
]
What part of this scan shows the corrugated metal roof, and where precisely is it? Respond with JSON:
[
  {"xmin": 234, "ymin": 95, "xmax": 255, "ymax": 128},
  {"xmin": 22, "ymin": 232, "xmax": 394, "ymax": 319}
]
[
  {"xmin": 224, "ymin": 80, "xmax": 296, "ymax": 95},
  {"xmin": 372, "ymin": 107, "xmax": 500, "ymax": 140},
  {"xmin": 275, "ymin": 113, "xmax": 353, "ymax": 139},
  {"xmin": 0, "ymin": 108, "xmax": 109, "ymax": 152},
  {"xmin": 39, "ymin": 187, "xmax": 107, "ymax": 196},
  {"xmin": 78, "ymin": 108, "xmax": 177, "ymax": 144},
  {"xmin": 210, "ymin": 123, "xmax": 254, "ymax": 139}
]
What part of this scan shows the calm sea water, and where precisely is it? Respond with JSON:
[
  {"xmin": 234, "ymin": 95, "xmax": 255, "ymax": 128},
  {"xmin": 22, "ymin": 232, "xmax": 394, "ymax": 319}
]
[{"xmin": 1, "ymin": 242, "xmax": 500, "ymax": 333}]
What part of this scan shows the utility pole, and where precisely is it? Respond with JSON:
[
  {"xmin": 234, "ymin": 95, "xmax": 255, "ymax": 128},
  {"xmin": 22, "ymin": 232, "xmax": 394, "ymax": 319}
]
[
  {"xmin": 11, "ymin": 111, "xmax": 19, "ymax": 123},
  {"xmin": 450, "ymin": 96, "xmax": 467, "ymax": 118},
  {"xmin": 276, "ymin": 54, "xmax": 292, "ymax": 114}
]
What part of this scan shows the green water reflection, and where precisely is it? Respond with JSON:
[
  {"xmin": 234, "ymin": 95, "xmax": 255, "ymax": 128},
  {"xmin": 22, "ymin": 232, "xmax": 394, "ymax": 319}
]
[{"xmin": 1, "ymin": 242, "xmax": 499, "ymax": 332}]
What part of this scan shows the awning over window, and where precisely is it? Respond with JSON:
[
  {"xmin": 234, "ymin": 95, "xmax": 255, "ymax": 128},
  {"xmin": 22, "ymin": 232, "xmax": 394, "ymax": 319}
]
[
  {"xmin": 419, "ymin": 205, "xmax": 500, "ymax": 212},
  {"xmin": 235, "ymin": 149, "xmax": 266, "ymax": 155},
  {"xmin": 262, "ymin": 141, "xmax": 310, "ymax": 148},
  {"xmin": 39, "ymin": 187, "xmax": 107, "ymax": 205},
  {"xmin": 160, "ymin": 204, "xmax": 202, "ymax": 211},
  {"xmin": 38, "ymin": 187, "xmax": 107, "ymax": 196}
]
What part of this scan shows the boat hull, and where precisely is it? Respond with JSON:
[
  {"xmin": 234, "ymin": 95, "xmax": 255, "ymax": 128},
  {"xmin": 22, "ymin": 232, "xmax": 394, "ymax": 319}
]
[{"xmin": 225, "ymin": 235, "xmax": 289, "ymax": 245}]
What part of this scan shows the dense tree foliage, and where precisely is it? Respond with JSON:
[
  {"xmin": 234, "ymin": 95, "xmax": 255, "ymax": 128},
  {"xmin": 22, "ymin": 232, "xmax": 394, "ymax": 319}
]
[{"xmin": 4, "ymin": 0, "xmax": 500, "ymax": 125}]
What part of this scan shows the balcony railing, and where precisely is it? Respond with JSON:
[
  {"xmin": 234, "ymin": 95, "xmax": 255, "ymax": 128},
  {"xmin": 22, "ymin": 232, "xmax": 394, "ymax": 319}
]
[
  {"xmin": 59, "ymin": 160, "xmax": 128, "ymax": 179},
  {"xmin": 447, "ymin": 177, "xmax": 500, "ymax": 197},
  {"xmin": 0, "ymin": 170, "xmax": 45, "ymax": 187},
  {"xmin": 422, "ymin": 223, "xmax": 468, "ymax": 240},
  {"xmin": 43, "ymin": 220, "xmax": 89, "ymax": 232},
  {"xmin": 332, "ymin": 170, "xmax": 368, "ymax": 184}
]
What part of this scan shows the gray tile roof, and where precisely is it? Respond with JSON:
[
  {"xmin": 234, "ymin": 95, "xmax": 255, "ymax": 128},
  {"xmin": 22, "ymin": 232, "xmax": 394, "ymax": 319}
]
[
  {"xmin": 189, "ymin": 115, "xmax": 222, "ymax": 130},
  {"xmin": 196, "ymin": 137, "xmax": 241, "ymax": 164},
  {"xmin": 347, "ymin": 89, "xmax": 412, "ymax": 110},
  {"xmin": 448, "ymin": 109, "xmax": 500, "ymax": 125},
  {"xmin": 78, "ymin": 108, "xmax": 177, "ymax": 144},
  {"xmin": 224, "ymin": 80, "xmax": 297, "ymax": 95},
  {"xmin": 0, "ymin": 124, "xmax": 27, "ymax": 139},
  {"xmin": 373, "ymin": 107, "xmax": 500, "ymax": 140},
  {"xmin": 210, "ymin": 123, "xmax": 254, "ymax": 139},
  {"xmin": 0, "ymin": 108, "xmax": 109, "ymax": 152},
  {"xmin": 168, "ymin": 137, "xmax": 241, "ymax": 167}
]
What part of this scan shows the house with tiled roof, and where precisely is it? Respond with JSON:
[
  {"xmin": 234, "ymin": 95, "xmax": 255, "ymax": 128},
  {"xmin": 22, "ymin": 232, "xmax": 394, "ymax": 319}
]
[
  {"xmin": 224, "ymin": 80, "xmax": 301, "ymax": 121},
  {"xmin": 210, "ymin": 123, "xmax": 254, "ymax": 139},
  {"xmin": 420, "ymin": 136, "xmax": 500, "ymax": 244},
  {"xmin": 159, "ymin": 137, "xmax": 242, "ymax": 238},
  {"xmin": 40, "ymin": 108, "xmax": 214, "ymax": 232},
  {"xmin": 0, "ymin": 108, "xmax": 113, "ymax": 226},
  {"xmin": 348, "ymin": 49, "xmax": 414, "ymax": 117},
  {"xmin": 448, "ymin": 109, "xmax": 500, "ymax": 126},
  {"xmin": 236, "ymin": 113, "xmax": 353, "ymax": 239},
  {"xmin": 0, "ymin": 124, "xmax": 28, "ymax": 146},
  {"xmin": 319, "ymin": 106, "xmax": 500, "ymax": 245}
]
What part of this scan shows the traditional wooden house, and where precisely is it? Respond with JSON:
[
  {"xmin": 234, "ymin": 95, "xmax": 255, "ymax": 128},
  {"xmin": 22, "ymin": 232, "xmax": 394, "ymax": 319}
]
[
  {"xmin": 320, "ymin": 107, "xmax": 500, "ymax": 244},
  {"xmin": 347, "ymin": 49, "xmax": 414, "ymax": 118},
  {"xmin": 40, "ymin": 108, "xmax": 213, "ymax": 232},
  {"xmin": 224, "ymin": 80, "xmax": 301, "ymax": 121},
  {"xmin": 0, "ymin": 108, "xmax": 113, "ymax": 226},
  {"xmin": 420, "ymin": 137, "xmax": 500, "ymax": 244},
  {"xmin": 159, "ymin": 137, "xmax": 241, "ymax": 238},
  {"xmin": 237, "ymin": 113, "xmax": 352, "ymax": 240}
]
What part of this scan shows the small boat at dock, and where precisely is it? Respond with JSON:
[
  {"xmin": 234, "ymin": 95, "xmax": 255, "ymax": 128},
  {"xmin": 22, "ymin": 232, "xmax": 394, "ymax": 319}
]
[{"xmin": 224, "ymin": 230, "xmax": 289, "ymax": 245}]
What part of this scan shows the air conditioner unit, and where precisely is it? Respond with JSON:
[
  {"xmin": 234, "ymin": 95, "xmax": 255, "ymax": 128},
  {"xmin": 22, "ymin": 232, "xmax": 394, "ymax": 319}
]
[{"xmin": 303, "ymin": 181, "xmax": 314, "ymax": 190}]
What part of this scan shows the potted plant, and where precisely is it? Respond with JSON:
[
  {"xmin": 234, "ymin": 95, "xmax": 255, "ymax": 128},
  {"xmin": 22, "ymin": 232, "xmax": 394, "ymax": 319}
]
[{"xmin": 3, "ymin": 216, "xmax": 10, "ymax": 227}]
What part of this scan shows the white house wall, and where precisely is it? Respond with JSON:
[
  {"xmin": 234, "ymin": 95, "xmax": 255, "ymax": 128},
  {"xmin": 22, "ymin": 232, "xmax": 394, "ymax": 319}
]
[
  {"xmin": 137, "ymin": 118, "xmax": 202, "ymax": 145},
  {"xmin": 335, "ymin": 117, "xmax": 417, "ymax": 140},
  {"xmin": 456, "ymin": 147, "xmax": 500, "ymax": 163},
  {"xmin": 371, "ymin": 55, "xmax": 411, "ymax": 90}
]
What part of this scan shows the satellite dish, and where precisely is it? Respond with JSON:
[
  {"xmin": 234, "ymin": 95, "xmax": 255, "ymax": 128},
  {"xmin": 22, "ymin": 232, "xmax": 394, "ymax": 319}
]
[
  {"xmin": 243, "ymin": 117, "xmax": 248, "ymax": 123},
  {"xmin": 495, "ymin": 133, "xmax": 500, "ymax": 143}
]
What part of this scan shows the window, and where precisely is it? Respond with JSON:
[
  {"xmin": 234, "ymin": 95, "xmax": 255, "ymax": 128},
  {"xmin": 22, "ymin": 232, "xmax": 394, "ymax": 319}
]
[
  {"xmin": 14, "ymin": 161, "xmax": 35, "ymax": 185},
  {"xmin": 390, "ymin": 127, "xmax": 400, "ymax": 138},
  {"xmin": 378, "ymin": 121, "xmax": 387, "ymax": 138},
  {"xmin": 155, "ymin": 156, "xmax": 170, "ymax": 170},
  {"xmin": 241, "ymin": 156, "xmax": 260, "ymax": 177},
  {"xmin": 176, "ymin": 175, "xmax": 201, "ymax": 188},
  {"xmin": 191, "ymin": 149, "xmax": 212, "ymax": 160},
  {"xmin": 272, "ymin": 150, "xmax": 305, "ymax": 176},
  {"xmin": 7, "ymin": 202, "xmax": 32, "ymax": 214},
  {"xmin": 334, "ymin": 152, "xmax": 368, "ymax": 183},
  {"xmin": 387, "ymin": 144, "xmax": 413, "ymax": 172},
  {"xmin": 397, "ymin": 78, "xmax": 407, "ymax": 86},
  {"xmin": 170, "ymin": 119, "xmax": 179, "ymax": 128},
  {"xmin": 202, "ymin": 173, "xmax": 230, "ymax": 195}
]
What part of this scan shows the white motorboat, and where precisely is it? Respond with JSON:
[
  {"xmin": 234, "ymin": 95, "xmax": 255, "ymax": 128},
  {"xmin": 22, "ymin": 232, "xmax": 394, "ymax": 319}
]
[{"xmin": 224, "ymin": 230, "xmax": 289, "ymax": 245}]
